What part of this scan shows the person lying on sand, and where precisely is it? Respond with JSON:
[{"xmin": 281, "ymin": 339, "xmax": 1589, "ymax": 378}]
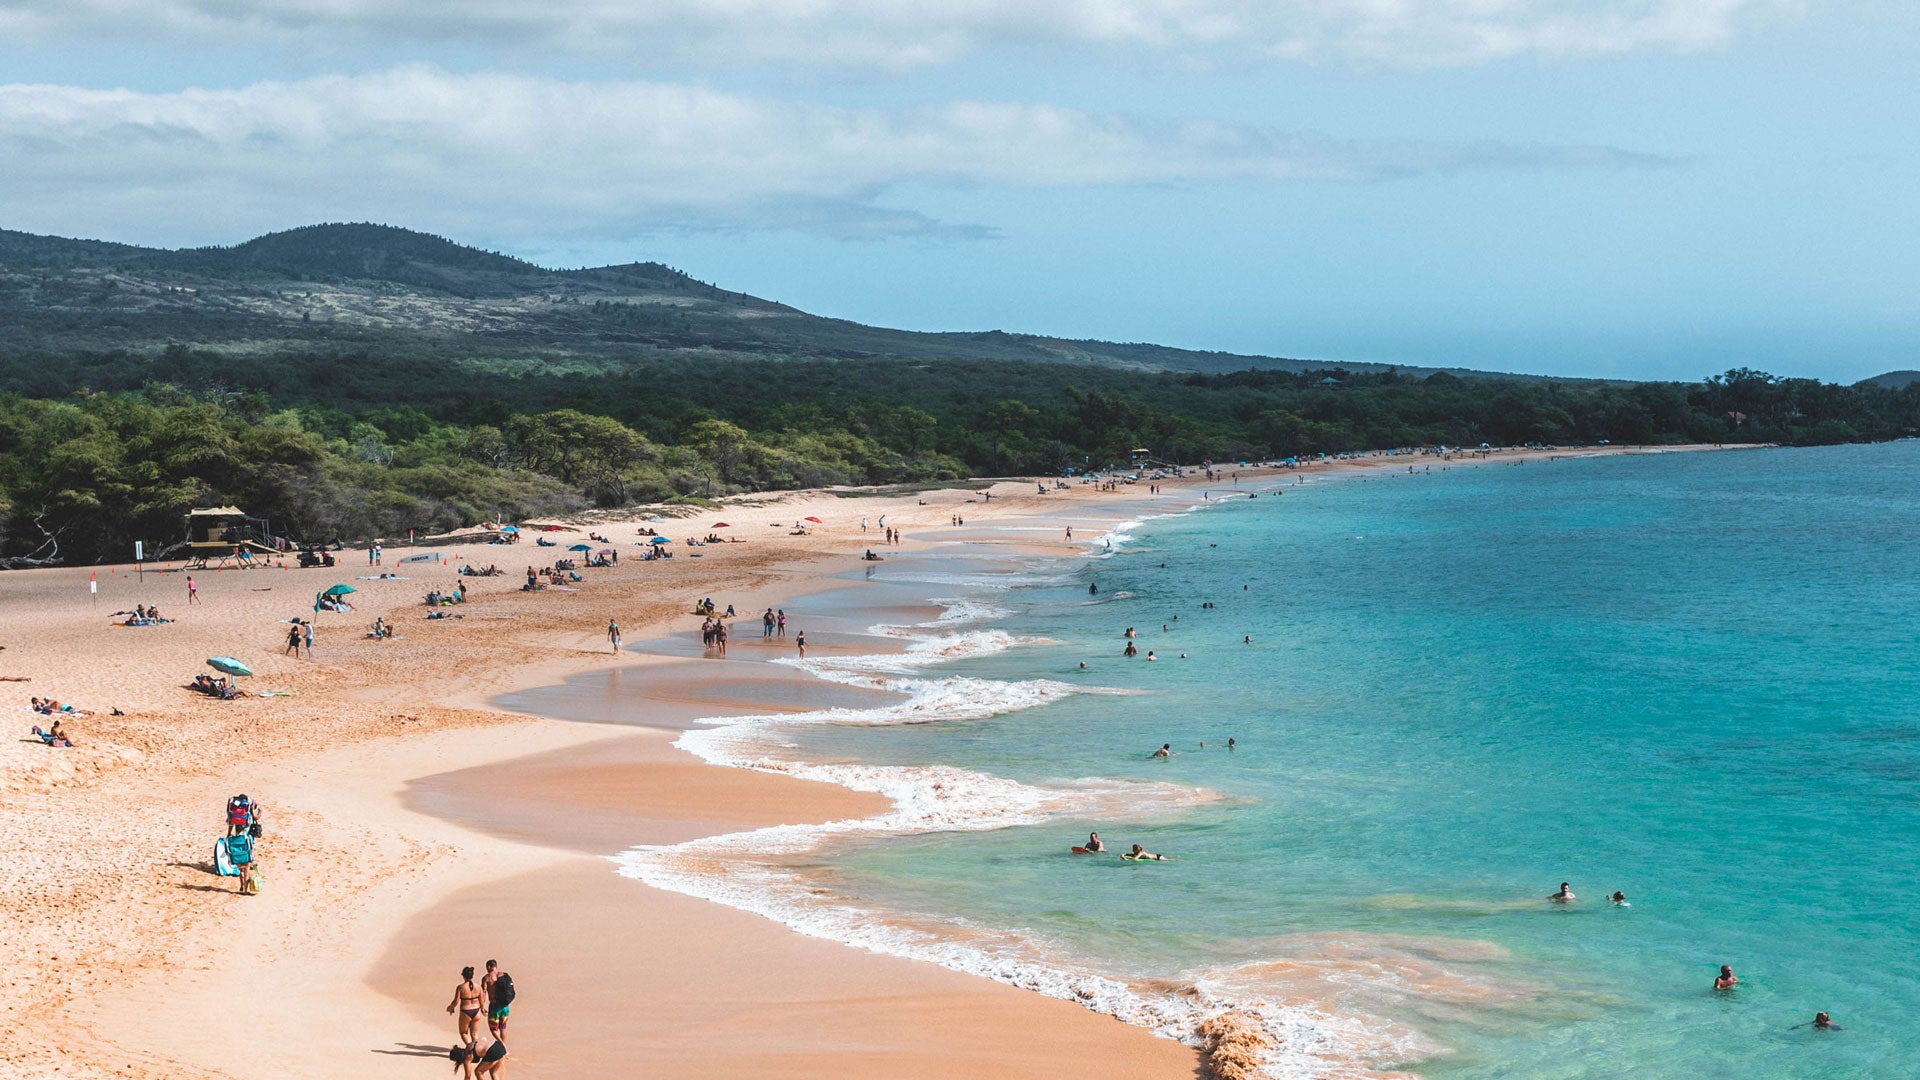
[{"xmin": 1124, "ymin": 844, "xmax": 1166, "ymax": 861}]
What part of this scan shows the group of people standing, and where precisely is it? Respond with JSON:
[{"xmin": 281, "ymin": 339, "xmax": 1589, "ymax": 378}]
[
  {"xmin": 447, "ymin": 960, "xmax": 515, "ymax": 1076},
  {"xmin": 283, "ymin": 618, "xmax": 314, "ymax": 658}
]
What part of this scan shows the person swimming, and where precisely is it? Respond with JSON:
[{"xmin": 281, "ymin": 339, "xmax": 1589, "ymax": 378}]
[
  {"xmin": 1125, "ymin": 844, "xmax": 1166, "ymax": 861},
  {"xmin": 1085, "ymin": 832, "xmax": 1105, "ymax": 852},
  {"xmin": 1610, "ymin": 891, "xmax": 1629, "ymax": 906},
  {"xmin": 1811, "ymin": 1012, "xmax": 1841, "ymax": 1030},
  {"xmin": 1548, "ymin": 882, "xmax": 1576, "ymax": 903},
  {"xmin": 1151, "ymin": 743, "xmax": 1171, "ymax": 758},
  {"xmin": 1714, "ymin": 965, "xmax": 1739, "ymax": 990}
]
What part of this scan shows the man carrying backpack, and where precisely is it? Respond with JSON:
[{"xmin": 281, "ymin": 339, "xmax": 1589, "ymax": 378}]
[
  {"xmin": 226, "ymin": 794, "xmax": 253, "ymax": 837},
  {"xmin": 482, "ymin": 959, "xmax": 515, "ymax": 1039}
]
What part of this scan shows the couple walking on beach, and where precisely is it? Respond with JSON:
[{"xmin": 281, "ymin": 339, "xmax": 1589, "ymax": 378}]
[{"xmin": 448, "ymin": 959, "xmax": 514, "ymax": 1076}]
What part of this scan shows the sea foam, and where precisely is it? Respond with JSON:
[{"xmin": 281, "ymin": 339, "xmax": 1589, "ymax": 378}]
[{"xmin": 615, "ymin": 597, "xmax": 1415, "ymax": 1079}]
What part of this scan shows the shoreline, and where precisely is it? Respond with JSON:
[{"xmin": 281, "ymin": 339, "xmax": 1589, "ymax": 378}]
[{"xmin": 0, "ymin": 444, "xmax": 1738, "ymax": 1079}]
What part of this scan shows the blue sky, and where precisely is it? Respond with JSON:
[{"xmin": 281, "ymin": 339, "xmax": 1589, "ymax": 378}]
[{"xmin": 0, "ymin": 1, "xmax": 1913, "ymax": 381}]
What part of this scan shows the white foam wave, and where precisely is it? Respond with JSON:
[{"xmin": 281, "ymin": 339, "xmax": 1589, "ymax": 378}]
[
  {"xmin": 618, "ymin": 564, "xmax": 1409, "ymax": 1078},
  {"xmin": 870, "ymin": 595, "xmax": 1011, "ymax": 636}
]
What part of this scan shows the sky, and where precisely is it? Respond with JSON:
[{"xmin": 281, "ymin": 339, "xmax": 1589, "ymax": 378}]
[{"xmin": 0, "ymin": 1, "xmax": 1914, "ymax": 382}]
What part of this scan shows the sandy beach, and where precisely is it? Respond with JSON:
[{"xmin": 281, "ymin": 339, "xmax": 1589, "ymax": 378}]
[{"xmin": 0, "ymin": 446, "xmax": 1725, "ymax": 1080}]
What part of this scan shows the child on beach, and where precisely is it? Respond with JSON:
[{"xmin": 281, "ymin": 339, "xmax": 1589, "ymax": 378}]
[{"xmin": 795, "ymin": 631, "xmax": 806, "ymax": 659}]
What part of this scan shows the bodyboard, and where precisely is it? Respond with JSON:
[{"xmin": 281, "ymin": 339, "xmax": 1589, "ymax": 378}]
[{"xmin": 214, "ymin": 836, "xmax": 237, "ymax": 876}]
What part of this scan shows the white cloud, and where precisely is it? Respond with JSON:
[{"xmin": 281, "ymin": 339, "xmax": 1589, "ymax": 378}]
[
  {"xmin": 0, "ymin": 0, "xmax": 1799, "ymax": 70},
  {"xmin": 0, "ymin": 67, "xmax": 1664, "ymax": 244}
]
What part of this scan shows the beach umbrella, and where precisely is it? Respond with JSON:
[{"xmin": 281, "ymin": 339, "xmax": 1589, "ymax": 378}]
[
  {"xmin": 650, "ymin": 536, "xmax": 672, "ymax": 544},
  {"xmin": 804, "ymin": 516, "xmax": 823, "ymax": 523},
  {"xmin": 568, "ymin": 543, "xmax": 593, "ymax": 552},
  {"xmin": 712, "ymin": 522, "xmax": 730, "ymax": 528},
  {"xmin": 598, "ymin": 548, "xmax": 616, "ymax": 555},
  {"xmin": 323, "ymin": 584, "xmax": 357, "ymax": 596},
  {"xmin": 499, "ymin": 525, "xmax": 520, "ymax": 533},
  {"xmin": 207, "ymin": 657, "xmax": 253, "ymax": 677}
]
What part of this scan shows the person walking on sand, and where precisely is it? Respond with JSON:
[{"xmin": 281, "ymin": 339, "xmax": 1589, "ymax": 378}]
[
  {"xmin": 481, "ymin": 960, "xmax": 515, "ymax": 1040},
  {"xmin": 286, "ymin": 621, "xmax": 302, "ymax": 656},
  {"xmin": 448, "ymin": 966, "xmax": 486, "ymax": 1041},
  {"xmin": 226, "ymin": 826, "xmax": 256, "ymax": 895},
  {"xmin": 187, "ymin": 575, "xmax": 199, "ymax": 604},
  {"xmin": 608, "ymin": 620, "xmax": 621, "ymax": 653},
  {"xmin": 795, "ymin": 630, "xmax": 807, "ymax": 659},
  {"xmin": 302, "ymin": 618, "xmax": 314, "ymax": 659},
  {"xmin": 763, "ymin": 608, "xmax": 775, "ymax": 640}
]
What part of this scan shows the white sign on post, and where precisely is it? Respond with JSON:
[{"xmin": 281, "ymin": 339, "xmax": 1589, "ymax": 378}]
[{"xmin": 135, "ymin": 540, "xmax": 144, "ymax": 561}]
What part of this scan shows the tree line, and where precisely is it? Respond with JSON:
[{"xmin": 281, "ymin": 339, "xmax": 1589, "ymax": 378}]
[{"xmin": 0, "ymin": 349, "xmax": 1912, "ymax": 565}]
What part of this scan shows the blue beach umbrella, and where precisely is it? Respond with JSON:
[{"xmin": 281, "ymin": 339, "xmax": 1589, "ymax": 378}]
[
  {"xmin": 568, "ymin": 543, "xmax": 593, "ymax": 552},
  {"xmin": 207, "ymin": 657, "xmax": 253, "ymax": 677},
  {"xmin": 650, "ymin": 536, "xmax": 672, "ymax": 544}
]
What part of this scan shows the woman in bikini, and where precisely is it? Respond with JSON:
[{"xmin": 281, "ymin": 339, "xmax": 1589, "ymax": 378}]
[{"xmin": 447, "ymin": 966, "xmax": 486, "ymax": 1041}]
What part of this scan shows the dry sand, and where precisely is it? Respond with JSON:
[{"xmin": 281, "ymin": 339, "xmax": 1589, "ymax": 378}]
[{"xmin": 0, "ymin": 446, "xmax": 1729, "ymax": 1079}]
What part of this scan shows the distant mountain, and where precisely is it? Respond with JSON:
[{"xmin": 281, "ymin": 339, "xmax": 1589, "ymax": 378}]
[
  {"xmin": 1860, "ymin": 370, "xmax": 1920, "ymax": 389},
  {"xmin": 0, "ymin": 222, "xmax": 1525, "ymax": 379}
]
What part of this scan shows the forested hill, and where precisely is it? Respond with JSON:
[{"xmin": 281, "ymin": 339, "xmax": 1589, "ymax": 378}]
[
  {"xmin": 1, "ymin": 222, "xmax": 1915, "ymax": 568},
  {"xmin": 1, "ymin": 222, "xmax": 1478, "ymax": 378}
]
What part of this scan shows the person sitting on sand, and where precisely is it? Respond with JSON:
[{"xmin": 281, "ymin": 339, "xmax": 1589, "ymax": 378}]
[
  {"xmin": 1085, "ymin": 832, "xmax": 1105, "ymax": 852},
  {"xmin": 1714, "ymin": 965, "xmax": 1738, "ymax": 990},
  {"xmin": 48, "ymin": 719, "xmax": 72, "ymax": 746},
  {"xmin": 31, "ymin": 724, "xmax": 72, "ymax": 747},
  {"xmin": 448, "ymin": 966, "xmax": 486, "ymax": 1042},
  {"xmin": 1151, "ymin": 744, "xmax": 1171, "ymax": 758},
  {"xmin": 1126, "ymin": 844, "xmax": 1166, "ymax": 861},
  {"xmin": 1548, "ymin": 882, "xmax": 1576, "ymax": 903}
]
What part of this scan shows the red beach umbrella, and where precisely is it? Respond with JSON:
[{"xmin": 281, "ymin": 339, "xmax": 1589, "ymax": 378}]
[
  {"xmin": 712, "ymin": 522, "xmax": 731, "ymax": 528},
  {"xmin": 804, "ymin": 516, "xmax": 823, "ymax": 523}
]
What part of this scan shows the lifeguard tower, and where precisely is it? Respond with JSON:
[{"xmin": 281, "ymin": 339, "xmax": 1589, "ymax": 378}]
[{"xmin": 183, "ymin": 507, "xmax": 279, "ymax": 568}]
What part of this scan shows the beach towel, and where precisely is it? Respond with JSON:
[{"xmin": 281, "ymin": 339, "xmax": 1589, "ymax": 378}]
[{"xmin": 214, "ymin": 836, "xmax": 238, "ymax": 876}]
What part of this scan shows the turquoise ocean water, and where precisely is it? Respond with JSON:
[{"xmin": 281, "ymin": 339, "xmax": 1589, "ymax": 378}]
[{"xmin": 770, "ymin": 443, "xmax": 1920, "ymax": 1077}]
